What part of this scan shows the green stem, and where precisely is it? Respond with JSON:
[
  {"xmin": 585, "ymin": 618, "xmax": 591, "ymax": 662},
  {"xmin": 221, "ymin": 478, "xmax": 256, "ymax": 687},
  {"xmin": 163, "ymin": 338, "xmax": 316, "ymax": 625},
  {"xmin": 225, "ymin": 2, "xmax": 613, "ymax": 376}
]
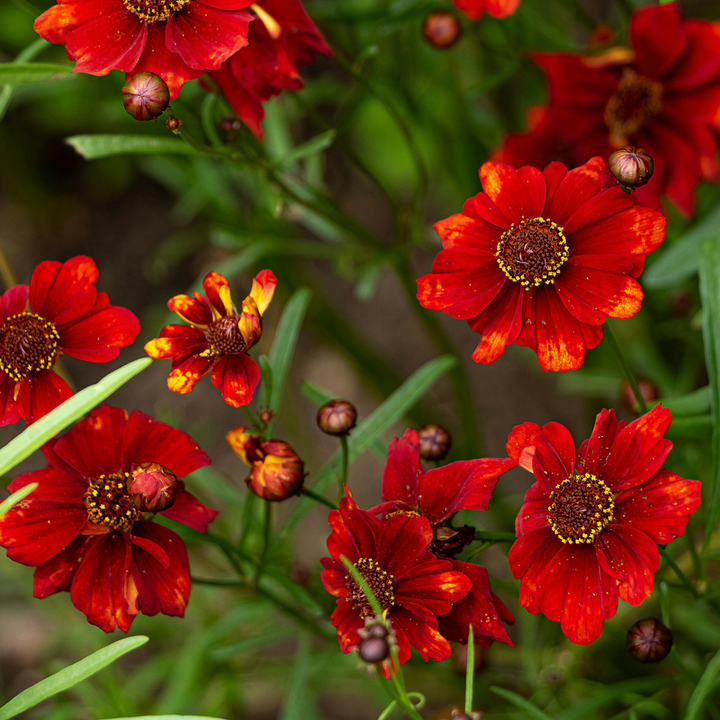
[
  {"xmin": 242, "ymin": 405, "xmax": 260, "ymax": 429},
  {"xmin": 465, "ymin": 625, "xmax": 475, "ymax": 714},
  {"xmin": 338, "ymin": 435, "xmax": 349, "ymax": 502},
  {"xmin": 255, "ymin": 502, "xmax": 272, "ymax": 581},
  {"xmin": 301, "ymin": 487, "xmax": 338, "ymax": 510},
  {"xmin": 191, "ymin": 577, "xmax": 244, "ymax": 587},
  {"xmin": 606, "ymin": 324, "xmax": 647, "ymax": 414}
]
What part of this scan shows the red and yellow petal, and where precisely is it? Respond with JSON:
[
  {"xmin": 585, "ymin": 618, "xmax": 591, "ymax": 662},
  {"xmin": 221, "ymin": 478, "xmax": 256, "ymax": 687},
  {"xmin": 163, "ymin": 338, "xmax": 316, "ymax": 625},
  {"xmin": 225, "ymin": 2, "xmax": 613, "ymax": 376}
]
[
  {"xmin": 167, "ymin": 355, "xmax": 215, "ymax": 394},
  {"xmin": 0, "ymin": 373, "xmax": 21, "ymax": 427},
  {"xmin": 238, "ymin": 297, "xmax": 262, "ymax": 348},
  {"xmin": 17, "ymin": 370, "xmax": 74, "ymax": 426},
  {"xmin": 452, "ymin": 0, "xmax": 520, "ymax": 21},
  {"xmin": 468, "ymin": 281, "xmax": 524, "ymax": 365},
  {"xmin": 33, "ymin": 536, "xmax": 92, "ymax": 598},
  {"xmin": 202, "ymin": 271, "xmax": 234, "ymax": 319},
  {"xmin": 210, "ymin": 353, "xmax": 260, "ymax": 407},
  {"xmin": 249, "ymin": 269, "xmax": 277, "ymax": 316},
  {"xmin": 144, "ymin": 325, "xmax": 207, "ymax": 360},
  {"xmin": 391, "ymin": 606, "xmax": 452, "ymax": 662},
  {"xmin": 479, "ymin": 162, "xmax": 547, "ymax": 225},
  {"xmin": 543, "ymin": 157, "xmax": 609, "ymax": 226},
  {"xmin": 168, "ymin": 292, "xmax": 214, "ymax": 328}
]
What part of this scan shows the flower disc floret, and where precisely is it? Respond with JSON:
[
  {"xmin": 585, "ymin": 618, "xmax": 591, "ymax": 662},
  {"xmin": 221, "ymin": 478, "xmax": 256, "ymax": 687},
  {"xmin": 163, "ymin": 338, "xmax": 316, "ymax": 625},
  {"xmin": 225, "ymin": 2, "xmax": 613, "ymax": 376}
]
[
  {"xmin": 123, "ymin": 0, "xmax": 190, "ymax": 22},
  {"xmin": 85, "ymin": 472, "xmax": 139, "ymax": 532},
  {"xmin": 496, "ymin": 217, "xmax": 568, "ymax": 288},
  {"xmin": 203, "ymin": 315, "xmax": 247, "ymax": 356},
  {"xmin": 346, "ymin": 558, "xmax": 395, "ymax": 618},
  {"xmin": 605, "ymin": 70, "xmax": 663, "ymax": 144},
  {"xmin": 0, "ymin": 313, "xmax": 60, "ymax": 381},
  {"xmin": 548, "ymin": 472, "xmax": 614, "ymax": 544}
]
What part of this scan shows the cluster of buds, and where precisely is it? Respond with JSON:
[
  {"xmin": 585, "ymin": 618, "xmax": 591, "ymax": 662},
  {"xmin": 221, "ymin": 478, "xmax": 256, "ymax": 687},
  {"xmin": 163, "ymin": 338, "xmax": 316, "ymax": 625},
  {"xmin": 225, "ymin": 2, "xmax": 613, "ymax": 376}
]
[
  {"xmin": 417, "ymin": 424, "xmax": 452, "ymax": 461},
  {"xmin": 317, "ymin": 400, "xmax": 357, "ymax": 436},
  {"xmin": 422, "ymin": 11, "xmax": 463, "ymax": 49},
  {"xmin": 128, "ymin": 462, "xmax": 178, "ymax": 512},
  {"xmin": 227, "ymin": 427, "xmax": 304, "ymax": 502},
  {"xmin": 356, "ymin": 615, "xmax": 395, "ymax": 664},
  {"xmin": 122, "ymin": 72, "xmax": 170, "ymax": 121},
  {"xmin": 608, "ymin": 147, "xmax": 654, "ymax": 192},
  {"xmin": 627, "ymin": 618, "xmax": 673, "ymax": 663}
]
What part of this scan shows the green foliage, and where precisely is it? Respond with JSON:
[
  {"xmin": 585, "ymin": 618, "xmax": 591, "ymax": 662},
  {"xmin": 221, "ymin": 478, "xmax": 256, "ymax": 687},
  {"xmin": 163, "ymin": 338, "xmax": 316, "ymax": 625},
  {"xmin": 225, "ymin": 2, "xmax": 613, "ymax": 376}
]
[{"xmin": 66, "ymin": 135, "xmax": 199, "ymax": 159}]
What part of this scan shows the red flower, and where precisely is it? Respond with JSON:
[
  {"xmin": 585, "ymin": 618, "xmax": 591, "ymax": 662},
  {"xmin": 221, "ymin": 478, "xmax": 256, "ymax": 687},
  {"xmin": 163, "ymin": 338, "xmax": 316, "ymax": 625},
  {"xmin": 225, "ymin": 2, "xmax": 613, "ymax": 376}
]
[
  {"xmin": 506, "ymin": 405, "xmax": 700, "ymax": 645},
  {"xmin": 452, "ymin": 0, "xmax": 520, "ymax": 21},
  {"xmin": 371, "ymin": 429, "xmax": 515, "ymax": 648},
  {"xmin": 34, "ymin": 0, "xmax": 254, "ymax": 99},
  {"xmin": 416, "ymin": 158, "xmax": 665, "ymax": 372},
  {"xmin": 0, "ymin": 404, "xmax": 218, "ymax": 633},
  {"xmin": 495, "ymin": 3, "xmax": 720, "ymax": 214},
  {"xmin": 145, "ymin": 269, "xmax": 276, "ymax": 407},
  {"xmin": 321, "ymin": 492, "xmax": 472, "ymax": 665},
  {"xmin": 0, "ymin": 256, "xmax": 140, "ymax": 427},
  {"xmin": 208, "ymin": 0, "xmax": 333, "ymax": 138}
]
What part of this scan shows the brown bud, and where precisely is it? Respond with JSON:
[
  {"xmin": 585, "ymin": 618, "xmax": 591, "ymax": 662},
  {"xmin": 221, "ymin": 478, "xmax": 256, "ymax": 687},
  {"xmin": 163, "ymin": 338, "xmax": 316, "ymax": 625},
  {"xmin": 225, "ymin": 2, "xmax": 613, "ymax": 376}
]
[
  {"xmin": 246, "ymin": 440, "xmax": 304, "ymax": 502},
  {"xmin": 620, "ymin": 378, "xmax": 659, "ymax": 415},
  {"xmin": 357, "ymin": 616, "xmax": 394, "ymax": 664},
  {"xmin": 258, "ymin": 409, "xmax": 274, "ymax": 425},
  {"xmin": 627, "ymin": 618, "xmax": 673, "ymax": 663},
  {"xmin": 418, "ymin": 424, "xmax": 452, "ymax": 461},
  {"xmin": 165, "ymin": 115, "xmax": 183, "ymax": 132},
  {"xmin": 433, "ymin": 524, "xmax": 475, "ymax": 557},
  {"xmin": 422, "ymin": 11, "xmax": 463, "ymax": 49},
  {"xmin": 317, "ymin": 400, "xmax": 357, "ymax": 436},
  {"xmin": 608, "ymin": 147, "xmax": 654, "ymax": 190},
  {"xmin": 122, "ymin": 72, "xmax": 170, "ymax": 121},
  {"xmin": 128, "ymin": 462, "xmax": 178, "ymax": 513}
]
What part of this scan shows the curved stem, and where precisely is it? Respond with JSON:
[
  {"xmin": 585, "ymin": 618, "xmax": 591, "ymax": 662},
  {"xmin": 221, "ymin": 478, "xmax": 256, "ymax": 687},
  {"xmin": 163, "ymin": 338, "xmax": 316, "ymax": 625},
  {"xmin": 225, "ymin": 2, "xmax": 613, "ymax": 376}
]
[
  {"xmin": 606, "ymin": 323, "xmax": 648, "ymax": 414},
  {"xmin": 301, "ymin": 487, "xmax": 338, "ymax": 510}
]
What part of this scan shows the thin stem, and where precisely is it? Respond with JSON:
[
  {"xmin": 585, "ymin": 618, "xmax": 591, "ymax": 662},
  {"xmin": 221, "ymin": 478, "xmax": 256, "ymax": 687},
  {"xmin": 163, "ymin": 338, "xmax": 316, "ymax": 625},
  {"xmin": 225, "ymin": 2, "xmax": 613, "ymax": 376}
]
[
  {"xmin": 338, "ymin": 435, "xmax": 349, "ymax": 502},
  {"xmin": 256, "ymin": 502, "xmax": 272, "ymax": 581},
  {"xmin": 191, "ymin": 577, "xmax": 244, "ymax": 587},
  {"xmin": 606, "ymin": 324, "xmax": 647, "ymax": 414},
  {"xmin": 301, "ymin": 487, "xmax": 338, "ymax": 510},
  {"xmin": 465, "ymin": 625, "xmax": 475, "ymax": 714}
]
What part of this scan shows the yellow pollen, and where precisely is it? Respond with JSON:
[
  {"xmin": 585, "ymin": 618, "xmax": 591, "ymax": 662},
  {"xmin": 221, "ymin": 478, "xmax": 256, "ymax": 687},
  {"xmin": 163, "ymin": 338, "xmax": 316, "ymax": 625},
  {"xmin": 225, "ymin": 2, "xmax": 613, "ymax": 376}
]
[
  {"xmin": 0, "ymin": 313, "xmax": 60, "ymax": 382},
  {"xmin": 345, "ymin": 557, "xmax": 395, "ymax": 619},
  {"xmin": 122, "ymin": 0, "xmax": 190, "ymax": 23},
  {"xmin": 85, "ymin": 472, "xmax": 138, "ymax": 532}
]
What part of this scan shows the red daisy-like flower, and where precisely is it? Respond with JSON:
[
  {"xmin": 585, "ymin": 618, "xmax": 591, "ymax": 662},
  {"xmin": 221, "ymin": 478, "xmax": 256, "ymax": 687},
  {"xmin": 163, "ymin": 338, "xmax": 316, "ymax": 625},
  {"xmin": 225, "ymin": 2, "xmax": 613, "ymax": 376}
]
[
  {"xmin": 416, "ymin": 157, "xmax": 665, "ymax": 372},
  {"xmin": 0, "ymin": 404, "xmax": 218, "ymax": 633},
  {"xmin": 208, "ymin": 0, "xmax": 333, "ymax": 138},
  {"xmin": 370, "ymin": 429, "xmax": 515, "ymax": 648},
  {"xmin": 321, "ymin": 492, "xmax": 472, "ymax": 665},
  {"xmin": 34, "ymin": 0, "xmax": 255, "ymax": 99},
  {"xmin": 145, "ymin": 269, "xmax": 276, "ymax": 407},
  {"xmin": 495, "ymin": 3, "xmax": 720, "ymax": 214},
  {"xmin": 0, "ymin": 256, "xmax": 140, "ymax": 427},
  {"xmin": 506, "ymin": 405, "xmax": 700, "ymax": 645},
  {"xmin": 452, "ymin": 0, "xmax": 520, "ymax": 21}
]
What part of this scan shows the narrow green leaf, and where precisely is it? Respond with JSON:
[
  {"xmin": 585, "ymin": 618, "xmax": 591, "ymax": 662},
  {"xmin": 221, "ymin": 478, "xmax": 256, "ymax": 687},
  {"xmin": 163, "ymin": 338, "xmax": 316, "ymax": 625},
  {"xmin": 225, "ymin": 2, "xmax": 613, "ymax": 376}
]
[
  {"xmin": 660, "ymin": 387, "xmax": 711, "ymax": 416},
  {"xmin": 557, "ymin": 678, "xmax": 668, "ymax": 720},
  {"xmin": 684, "ymin": 647, "xmax": 720, "ymax": 720},
  {"xmin": 659, "ymin": 581, "xmax": 671, "ymax": 628},
  {"xmin": 0, "ymin": 39, "xmax": 50, "ymax": 122},
  {"xmin": 258, "ymin": 355, "xmax": 273, "ymax": 411},
  {"xmin": 0, "ymin": 636, "xmax": 148, "ymax": 720},
  {"xmin": 0, "ymin": 358, "xmax": 152, "ymax": 476},
  {"xmin": 66, "ymin": 135, "xmax": 199, "ymax": 160},
  {"xmin": 278, "ymin": 631, "xmax": 313, "ymax": 720},
  {"xmin": 377, "ymin": 701, "xmax": 399, "ymax": 720},
  {"xmin": 0, "ymin": 483, "xmax": 37, "ymax": 517},
  {"xmin": 0, "ymin": 63, "xmax": 73, "ymax": 85},
  {"xmin": 666, "ymin": 415, "xmax": 713, "ymax": 440},
  {"xmin": 284, "ymin": 356, "xmax": 456, "ymax": 535},
  {"xmin": 699, "ymin": 237, "xmax": 720, "ymax": 550},
  {"xmin": 465, "ymin": 626, "xmax": 474, "ymax": 714},
  {"xmin": 271, "ymin": 130, "xmax": 336, "ymax": 168},
  {"xmin": 490, "ymin": 687, "xmax": 553, "ymax": 720}
]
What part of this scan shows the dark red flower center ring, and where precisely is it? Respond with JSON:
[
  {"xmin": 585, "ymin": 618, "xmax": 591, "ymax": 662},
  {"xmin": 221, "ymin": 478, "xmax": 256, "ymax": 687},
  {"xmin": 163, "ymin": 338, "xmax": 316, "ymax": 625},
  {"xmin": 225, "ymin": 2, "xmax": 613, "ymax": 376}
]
[
  {"xmin": 0, "ymin": 313, "xmax": 60, "ymax": 382},
  {"xmin": 346, "ymin": 558, "xmax": 395, "ymax": 618},
  {"xmin": 605, "ymin": 69, "xmax": 663, "ymax": 145},
  {"xmin": 123, "ymin": 0, "xmax": 190, "ymax": 23},
  {"xmin": 496, "ymin": 217, "xmax": 569, "ymax": 288},
  {"xmin": 548, "ymin": 472, "xmax": 615, "ymax": 544},
  {"xmin": 203, "ymin": 314, "xmax": 247, "ymax": 357}
]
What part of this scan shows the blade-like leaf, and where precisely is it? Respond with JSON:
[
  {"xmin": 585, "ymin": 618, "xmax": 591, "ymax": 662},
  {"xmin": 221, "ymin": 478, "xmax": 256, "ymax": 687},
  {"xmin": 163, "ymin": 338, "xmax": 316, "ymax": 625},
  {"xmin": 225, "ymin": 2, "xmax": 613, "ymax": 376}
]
[
  {"xmin": 0, "ymin": 636, "xmax": 148, "ymax": 720},
  {"xmin": 284, "ymin": 355, "xmax": 456, "ymax": 534},
  {"xmin": 557, "ymin": 678, "xmax": 668, "ymax": 720},
  {"xmin": 66, "ymin": 135, "xmax": 199, "ymax": 160},
  {"xmin": 0, "ymin": 483, "xmax": 37, "ymax": 517},
  {"xmin": 684, "ymin": 647, "xmax": 720, "ymax": 720},
  {"xmin": 0, "ymin": 357, "xmax": 152, "ymax": 476},
  {"xmin": 659, "ymin": 387, "xmax": 711, "ymax": 416},
  {"xmin": 278, "ymin": 631, "xmax": 313, "ymax": 720},
  {"xmin": 0, "ymin": 62, "xmax": 73, "ymax": 85},
  {"xmin": 490, "ymin": 687, "xmax": 553, "ymax": 720},
  {"xmin": 271, "ymin": 130, "xmax": 336, "ymax": 168}
]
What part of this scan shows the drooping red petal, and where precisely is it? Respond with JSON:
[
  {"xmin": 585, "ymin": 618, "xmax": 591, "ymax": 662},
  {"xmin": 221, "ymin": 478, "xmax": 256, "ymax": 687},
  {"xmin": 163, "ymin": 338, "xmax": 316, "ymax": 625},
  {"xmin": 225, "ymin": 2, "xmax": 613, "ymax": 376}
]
[
  {"xmin": 70, "ymin": 531, "xmax": 134, "ymax": 633},
  {"xmin": 17, "ymin": 370, "xmax": 74, "ymax": 425},
  {"xmin": 168, "ymin": 292, "xmax": 214, "ymax": 328},
  {"xmin": 167, "ymin": 354, "xmax": 215, "ymax": 394},
  {"xmin": 468, "ymin": 281, "xmax": 524, "ymax": 365},
  {"xmin": 320, "ymin": 557, "xmax": 348, "ymax": 598},
  {"xmin": 419, "ymin": 458, "xmax": 515, "ymax": 522},
  {"xmin": 391, "ymin": 606, "xmax": 451, "ymax": 662},
  {"xmin": 159, "ymin": 484, "xmax": 218, "ymax": 533},
  {"xmin": 144, "ymin": 324, "xmax": 207, "ymax": 361},
  {"xmin": 380, "ymin": 429, "xmax": 423, "ymax": 508},
  {"xmin": 210, "ymin": 353, "xmax": 261, "ymax": 407},
  {"xmin": 33, "ymin": 535, "xmax": 92, "ymax": 598}
]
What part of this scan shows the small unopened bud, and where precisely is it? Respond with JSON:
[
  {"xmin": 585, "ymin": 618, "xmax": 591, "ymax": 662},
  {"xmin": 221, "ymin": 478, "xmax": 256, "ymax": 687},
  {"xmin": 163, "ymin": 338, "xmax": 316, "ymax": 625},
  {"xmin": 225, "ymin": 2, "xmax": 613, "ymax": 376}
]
[
  {"xmin": 122, "ymin": 72, "xmax": 170, "ymax": 121},
  {"xmin": 357, "ymin": 616, "xmax": 394, "ymax": 664},
  {"xmin": 433, "ymin": 524, "xmax": 474, "ymax": 557},
  {"xmin": 258, "ymin": 409, "xmax": 274, "ymax": 425},
  {"xmin": 221, "ymin": 117, "xmax": 241, "ymax": 132},
  {"xmin": 620, "ymin": 378, "xmax": 659, "ymax": 415},
  {"xmin": 422, "ymin": 11, "xmax": 463, "ymax": 49},
  {"xmin": 608, "ymin": 147, "xmax": 654, "ymax": 190},
  {"xmin": 627, "ymin": 618, "xmax": 673, "ymax": 663},
  {"xmin": 317, "ymin": 400, "xmax": 357, "ymax": 436},
  {"xmin": 450, "ymin": 710, "xmax": 482, "ymax": 720},
  {"xmin": 418, "ymin": 424, "xmax": 452, "ymax": 461},
  {"xmin": 165, "ymin": 115, "xmax": 182, "ymax": 132},
  {"xmin": 246, "ymin": 440, "xmax": 304, "ymax": 502},
  {"xmin": 129, "ymin": 462, "xmax": 178, "ymax": 512}
]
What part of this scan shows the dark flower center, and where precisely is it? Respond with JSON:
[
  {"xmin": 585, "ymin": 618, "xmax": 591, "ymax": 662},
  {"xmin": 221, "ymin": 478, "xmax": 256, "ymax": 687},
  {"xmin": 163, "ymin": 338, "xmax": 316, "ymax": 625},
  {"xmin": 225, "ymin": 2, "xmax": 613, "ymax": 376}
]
[
  {"xmin": 496, "ymin": 217, "xmax": 569, "ymax": 288},
  {"xmin": 605, "ymin": 69, "xmax": 663, "ymax": 144},
  {"xmin": 547, "ymin": 472, "xmax": 614, "ymax": 544},
  {"xmin": 0, "ymin": 313, "xmax": 60, "ymax": 382},
  {"xmin": 203, "ymin": 315, "xmax": 246, "ymax": 356},
  {"xmin": 85, "ymin": 473, "xmax": 139, "ymax": 532},
  {"xmin": 345, "ymin": 557, "xmax": 395, "ymax": 619},
  {"xmin": 123, "ymin": 0, "xmax": 190, "ymax": 23}
]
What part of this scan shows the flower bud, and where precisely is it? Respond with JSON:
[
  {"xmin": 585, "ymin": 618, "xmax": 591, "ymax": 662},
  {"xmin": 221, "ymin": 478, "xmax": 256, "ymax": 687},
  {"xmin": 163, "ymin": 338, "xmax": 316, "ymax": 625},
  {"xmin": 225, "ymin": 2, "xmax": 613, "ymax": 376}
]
[
  {"xmin": 246, "ymin": 440, "xmax": 304, "ymax": 502},
  {"xmin": 620, "ymin": 378, "xmax": 659, "ymax": 416},
  {"xmin": 422, "ymin": 11, "xmax": 463, "ymax": 49},
  {"xmin": 450, "ymin": 710, "xmax": 482, "ymax": 720},
  {"xmin": 357, "ymin": 616, "xmax": 394, "ymax": 664},
  {"xmin": 317, "ymin": 400, "xmax": 357, "ymax": 436},
  {"xmin": 608, "ymin": 147, "xmax": 654, "ymax": 190},
  {"xmin": 418, "ymin": 424, "xmax": 452, "ymax": 461},
  {"xmin": 221, "ymin": 117, "xmax": 241, "ymax": 132},
  {"xmin": 226, "ymin": 427, "xmax": 264, "ymax": 464},
  {"xmin": 165, "ymin": 115, "xmax": 183, "ymax": 132},
  {"xmin": 122, "ymin": 72, "xmax": 170, "ymax": 122},
  {"xmin": 128, "ymin": 462, "xmax": 177, "ymax": 512},
  {"xmin": 627, "ymin": 618, "xmax": 673, "ymax": 663},
  {"xmin": 432, "ymin": 524, "xmax": 474, "ymax": 557}
]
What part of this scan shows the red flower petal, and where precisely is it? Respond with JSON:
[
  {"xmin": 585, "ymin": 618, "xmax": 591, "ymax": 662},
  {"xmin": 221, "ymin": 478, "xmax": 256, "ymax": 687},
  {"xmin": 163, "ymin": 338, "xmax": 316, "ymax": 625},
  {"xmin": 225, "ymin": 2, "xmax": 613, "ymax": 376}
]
[
  {"xmin": 434, "ymin": 212, "xmax": 501, "ymax": 252},
  {"xmin": 122, "ymin": 409, "xmax": 210, "ymax": 479},
  {"xmin": 469, "ymin": 192, "xmax": 512, "ymax": 230},
  {"xmin": 479, "ymin": 162, "xmax": 546, "ymax": 224},
  {"xmin": 17, "ymin": 370, "xmax": 74, "ymax": 425},
  {"xmin": 543, "ymin": 157, "xmax": 609, "ymax": 226},
  {"xmin": 145, "ymin": 324, "xmax": 207, "ymax": 361},
  {"xmin": 0, "ymin": 374, "xmax": 20, "ymax": 427},
  {"xmin": 202, "ymin": 271, "xmax": 233, "ymax": 318},
  {"xmin": 396, "ymin": 555, "xmax": 471, "ymax": 617},
  {"xmin": 168, "ymin": 292, "xmax": 214, "ymax": 328},
  {"xmin": 29, "ymin": 256, "xmax": 98, "ymax": 326},
  {"xmin": 167, "ymin": 354, "xmax": 215, "ymax": 394},
  {"xmin": 452, "ymin": 0, "xmax": 520, "ymax": 20},
  {"xmin": 166, "ymin": 4, "xmax": 252, "ymax": 71},
  {"xmin": 468, "ymin": 281, "xmax": 524, "ymax": 365},
  {"xmin": 575, "ymin": 408, "xmax": 618, "ymax": 477},
  {"xmin": 130, "ymin": 521, "xmax": 190, "ymax": 618},
  {"xmin": 506, "ymin": 420, "xmax": 575, "ymax": 489},
  {"xmin": 630, "ymin": 2, "xmax": 684, "ymax": 81},
  {"xmin": 59, "ymin": 292, "xmax": 140, "ymax": 362},
  {"xmin": 381, "ymin": 428, "xmax": 423, "ymax": 508},
  {"xmin": 376, "ymin": 514, "xmax": 433, "ymax": 577},
  {"xmin": 614, "ymin": 470, "xmax": 701, "ymax": 544},
  {"xmin": 329, "ymin": 595, "xmax": 364, "ymax": 654},
  {"xmin": 33, "ymin": 536, "xmax": 92, "ymax": 598},
  {"xmin": 328, "ymin": 493, "xmax": 381, "ymax": 561},
  {"xmin": 159, "ymin": 484, "xmax": 218, "ymax": 533},
  {"xmin": 0, "ymin": 285, "xmax": 29, "ymax": 322},
  {"xmin": 70, "ymin": 531, "xmax": 134, "ymax": 633},
  {"xmin": 34, "ymin": 0, "xmax": 121, "ymax": 45},
  {"xmin": 515, "ymin": 482, "xmax": 552, "ymax": 536},
  {"xmin": 320, "ymin": 558, "xmax": 347, "ymax": 598},
  {"xmin": 210, "ymin": 353, "xmax": 260, "ymax": 407},
  {"xmin": 419, "ymin": 458, "xmax": 514, "ymax": 522},
  {"xmin": 391, "ymin": 606, "xmax": 451, "ymax": 662}
]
